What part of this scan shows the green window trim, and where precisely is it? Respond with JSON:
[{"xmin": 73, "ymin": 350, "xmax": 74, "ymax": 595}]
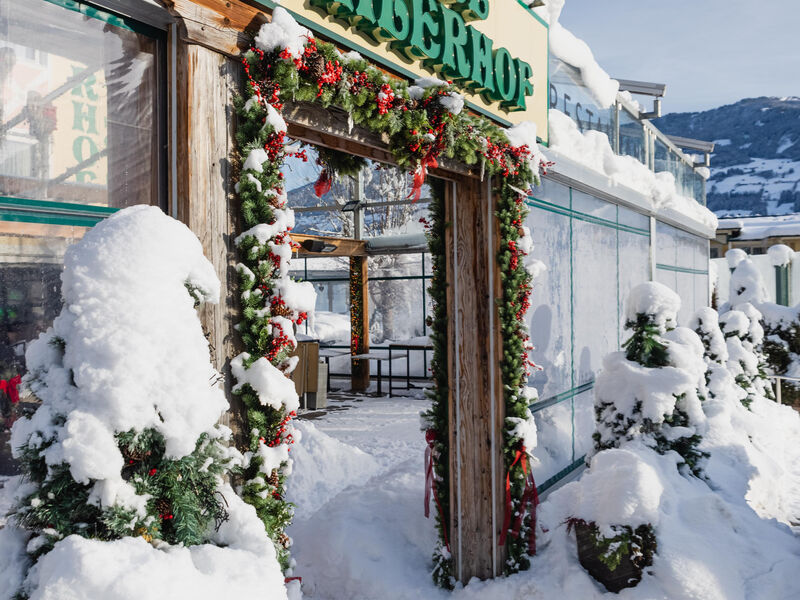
[
  {"xmin": 41, "ymin": 0, "xmax": 164, "ymax": 37},
  {"xmin": 0, "ymin": 196, "xmax": 118, "ymax": 227},
  {"xmin": 655, "ymin": 263, "xmax": 708, "ymax": 276},
  {"xmin": 776, "ymin": 264, "xmax": 790, "ymax": 306},
  {"xmin": 529, "ymin": 379, "xmax": 594, "ymax": 413},
  {"xmin": 526, "ymin": 196, "xmax": 650, "ymax": 236},
  {"xmin": 537, "ymin": 455, "xmax": 585, "ymax": 495}
]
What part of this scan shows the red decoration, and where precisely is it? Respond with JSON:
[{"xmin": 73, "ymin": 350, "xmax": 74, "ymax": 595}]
[
  {"xmin": 149, "ymin": 468, "xmax": 158, "ymax": 476},
  {"xmin": 499, "ymin": 445, "xmax": 539, "ymax": 555},
  {"xmin": 313, "ymin": 169, "xmax": 332, "ymax": 198},
  {"xmin": 424, "ymin": 429, "xmax": 450, "ymax": 551},
  {"xmin": 0, "ymin": 375, "xmax": 21, "ymax": 404}
]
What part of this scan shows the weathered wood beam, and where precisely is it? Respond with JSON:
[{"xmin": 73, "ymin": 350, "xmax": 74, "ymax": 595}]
[
  {"xmin": 446, "ymin": 174, "xmax": 503, "ymax": 582},
  {"xmin": 174, "ymin": 40, "xmax": 247, "ymax": 447},
  {"xmin": 291, "ymin": 233, "xmax": 367, "ymax": 258},
  {"xmin": 162, "ymin": 0, "xmax": 266, "ymax": 56}
]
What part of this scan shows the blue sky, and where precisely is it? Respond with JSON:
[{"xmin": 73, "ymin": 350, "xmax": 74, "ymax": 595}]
[{"xmin": 558, "ymin": 0, "xmax": 800, "ymax": 115}]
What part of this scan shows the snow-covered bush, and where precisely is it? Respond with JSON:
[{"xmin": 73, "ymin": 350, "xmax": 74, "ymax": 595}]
[
  {"xmin": 723, "ymin": 249, "xmax": 796, "ymax": 405},
  {"xmin": 719, "ymin": 305, "xmax": 773, "ymax": 408},
  {"xmin": 1, "ymin": 206, "xmax": 288, "ymax": 600},
  {"xmin": 690, "ymin": 307, "xmax": 747, "ymax": 405},
  {"xmin": 594, "ymin": 282, "xmax": 707, "ymax": 477}
]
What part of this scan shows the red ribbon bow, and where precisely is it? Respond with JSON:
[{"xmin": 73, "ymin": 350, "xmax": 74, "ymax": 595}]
[
  {"xmin": 313, "ymin": 168, "xmax": 332, "ymax": 198},
  {"xmin": 499, "ymin": 445, "xmax": 540, "ymax": 555},
  {"xmin": 0, "ymin": 375, "xmax": 21, "ymax": 404},
  {"xmin": 407, "ymin": 155, "xmax": 438, "ymax": 203},
  {"xmin": 424, "ymin": 429, "xmax": 450, "ymax": 552}
]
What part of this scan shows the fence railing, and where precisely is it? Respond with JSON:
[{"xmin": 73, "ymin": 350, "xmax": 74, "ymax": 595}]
[{"xmin": 769, "ymin": 375, "xmax": 800, "ymax": 405}]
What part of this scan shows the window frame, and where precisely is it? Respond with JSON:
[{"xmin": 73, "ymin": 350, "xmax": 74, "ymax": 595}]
[{"xmin": 0, "ymin": 0, "xmax": 169, "ymax": 225}]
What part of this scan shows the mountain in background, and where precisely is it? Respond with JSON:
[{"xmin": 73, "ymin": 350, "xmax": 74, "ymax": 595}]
[{"xmin": 654, "ymin": 97, "xmax": 800, "ymax": 217}]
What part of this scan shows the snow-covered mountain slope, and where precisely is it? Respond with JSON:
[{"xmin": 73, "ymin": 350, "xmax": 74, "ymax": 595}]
[{"xmin": 655, "ymin": 97, "xmax": 800, "ymax": 217}]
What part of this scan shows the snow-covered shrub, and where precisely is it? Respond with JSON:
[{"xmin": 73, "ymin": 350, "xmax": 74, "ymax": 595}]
[
  {"xmin": 719, "ymin": 305, "xmax": 774, "ymax": 408},
  {"xmin": 2, "ymin": 206, "xmax": 288, "ymax": 600},
  {"xmin": 690, "ymin": 307, "xmax": 747, "ymax": 405},
  {"xmin": 724, "ymin": 249, "xmax": 797, "ymax": 405},
  {"xmin": 594, "ymin": 282, "xmax": 707, "ymax": 477}
]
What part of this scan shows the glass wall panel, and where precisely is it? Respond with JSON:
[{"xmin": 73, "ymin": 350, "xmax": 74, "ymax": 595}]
[
  {"xmin": 531, "ymin": 401, "xmax": 574, "ymax": 484},
  {"xmin": 1, "ymin": 0, "xmax": 164, "ymax": 208},
  {"xmin": 530, "ymin": 176, "xmax": 570, "ymax": 209},
  {"xmin": 572, "ymin": 389, "xmax": 596, "ymax": 460},
  {"xmin": 288, "ymin": 256, "xmax": 349, "ymax": 341},
  {"xmin": 657, "ymin": 221, "xmax": 678, "ymax": 267},
  {"xmin": 619, "ymin": 107, "xmax": 646, "ymax": 163},
  {"xmin": 618, "ymin": 212, "xmax": 650, "ymax": 345},
  {"xmin": 525, "ymin": 199, "xmax": 572, "ymax": 400},
  {"xmin": 572, "ymin": 197, "xmax": 619, "ymax": 386}
]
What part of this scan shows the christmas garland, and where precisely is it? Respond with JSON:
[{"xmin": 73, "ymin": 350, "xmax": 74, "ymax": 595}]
[
  {"xmin": 233, "ymin": 7, "xmax": 547, "ymax": 581},
  {"xmin": 349, "ymin": 257, "xmax": 366, "ymax": 360}
]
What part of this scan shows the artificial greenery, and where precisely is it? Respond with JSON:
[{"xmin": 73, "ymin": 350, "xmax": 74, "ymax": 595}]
[
  {"xmin": 235, "ymin": 20, "xmax": 545, "ymax": 580},
  {"xmin": 420, "ymin": 179, "xmax": 453, "ymax": 588},
  {"xmin": 13, "ymin": 351, "xmax": 232, "ymax": 563},
  {"xmin": 317, "ymin": 146, "xmax": 368, "ymax": 179}
]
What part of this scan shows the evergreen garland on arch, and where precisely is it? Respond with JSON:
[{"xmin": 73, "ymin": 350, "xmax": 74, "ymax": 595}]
[{"xmin": 234, "ymin": 8, "xmax": 548, "ymax": 581}]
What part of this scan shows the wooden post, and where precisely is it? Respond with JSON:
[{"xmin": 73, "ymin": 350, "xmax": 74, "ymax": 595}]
[
  {"xmin": 174, "ymin": 38, "xmax": 246, "ymax": 447},
  {"xmin": 446, "ymin": 176, "xmax": 506, "ymax": 582},
  {"xmin": 349, "ymin": 255, "xmax": 370, "ymax": 391}
]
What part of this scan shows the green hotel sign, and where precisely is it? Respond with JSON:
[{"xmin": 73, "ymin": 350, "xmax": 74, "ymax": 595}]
[
  {"xmin": 272, "ymin": 0, "xmax": 549, "ymax": 139},
  {"xmin": 309, "ymin": 0, "xmax": 535, "ymax": 112}
]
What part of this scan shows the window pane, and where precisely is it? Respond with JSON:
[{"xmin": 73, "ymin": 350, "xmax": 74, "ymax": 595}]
[
  {"xmin": 1, "ymin": 0, "xmax": 162, "ymax": 208},
  {"xmin": 0, "ymin": 221, "xmax": 89, "ymax": 378}
]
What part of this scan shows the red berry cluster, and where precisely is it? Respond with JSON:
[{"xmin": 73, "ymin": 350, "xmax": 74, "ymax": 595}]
[
  {"xmin": 262, "ymin": 410, "xmax": 298, "ymax": 448},
  {"xmin": 264, "ymin": 317, "xmax": 295, "ymax": 362},
  {"xmin": 317, "ymin": 59, "xmax": 344, "ymax": 97},
  {"xmin": 376, "ymin": 83, "xmax": 395, "ymax": 115}
]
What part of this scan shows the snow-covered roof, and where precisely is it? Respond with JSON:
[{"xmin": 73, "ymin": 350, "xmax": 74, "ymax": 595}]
[{"xmin": 718, "ymin": 215, "xmax": 800, "ymax": 240}]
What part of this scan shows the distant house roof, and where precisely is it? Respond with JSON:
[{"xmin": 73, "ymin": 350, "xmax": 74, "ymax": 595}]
[{"xmin": 718, "ymin": 215, "xmax": 800, "ymax": 241}]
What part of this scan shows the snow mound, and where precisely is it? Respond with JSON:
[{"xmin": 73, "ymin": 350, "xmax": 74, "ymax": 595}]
[
  {"xmin": 255, "ymin": 6, "xmax": 310, "ymax": 60},
  {"xmin": 549, "ymin": 110, "xmax": 717, "ymax": 230},
  {"xmin": 625, "ymin": 281, "xmax": 680, "ymax": 330},
  {"xmin": 726, "ymin": 248, "xmax": 748, "ymax": 270},
  {"xmin": 286, "ymin": 420, "xmax": 381, "ymax": 519},
  {"xmin": 555, "ymin": 447, "xmax": 663, "ymax": 533},
  {"xmin": 20, "ymin": 488, "xmax": 287, "ymax": 600},
  {"xmin": 539, "ymin": 443, "xmax": 800, "ymax": 600},
  {"xmin": 11, "ymin": 205, "xmax": 229, "ymax": 512},
  {"xmin": 768, "ymin": 243, "xmax": 795, "ymax": 267}
]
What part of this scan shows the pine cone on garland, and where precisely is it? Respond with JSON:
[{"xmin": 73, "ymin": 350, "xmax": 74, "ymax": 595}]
[
  {"xmin": 154, "ymin": 498, "xmax": 172, "ymax": 517},
  {"xmin": 278, "ymin": 532, "xmax": 291, "ymax": 549},
  {"xmin": 305, "ymin": 52, "xmax": 326, "ymax": 81},
  {"xmin": 268, "ymin": 469, "xmax": 280, "ymax": 487},
  {"xmin": 271, "ymin": 304, "xmax": 293, "ymax": 318}
]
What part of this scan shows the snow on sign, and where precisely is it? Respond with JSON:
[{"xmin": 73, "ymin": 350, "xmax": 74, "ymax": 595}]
[{"xmin": 259, "ymin": 0, "xmax": 550, "ymax": 141}]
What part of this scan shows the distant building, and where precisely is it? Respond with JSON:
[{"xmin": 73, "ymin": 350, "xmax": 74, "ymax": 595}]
[{"xmin": 714, "ymin": 215, "xmax": 800, "ymax": 258}]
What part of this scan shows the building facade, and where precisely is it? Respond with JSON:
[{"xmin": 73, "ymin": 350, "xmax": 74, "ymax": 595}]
[{"xmin": 0, "ymin": 0, "xmax": 713, "ymax": 583}]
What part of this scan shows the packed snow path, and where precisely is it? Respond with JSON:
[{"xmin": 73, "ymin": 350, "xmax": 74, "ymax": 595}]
[
  {"xmin": 287, "ymin": 391, "xmax": 449, "ymax": 600},
  {"xmin": 287, "ymin": 388, "xmax": 800, "ymax": 600}
]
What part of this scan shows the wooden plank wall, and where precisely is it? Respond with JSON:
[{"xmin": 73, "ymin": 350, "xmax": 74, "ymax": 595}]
[
  {"xmin": 446, "ymin": 176, "xmax": 506, "ymax": 581},
  {"xmin": 174, "ymin": 39, "xmax": 246, "ymax": 446}
]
